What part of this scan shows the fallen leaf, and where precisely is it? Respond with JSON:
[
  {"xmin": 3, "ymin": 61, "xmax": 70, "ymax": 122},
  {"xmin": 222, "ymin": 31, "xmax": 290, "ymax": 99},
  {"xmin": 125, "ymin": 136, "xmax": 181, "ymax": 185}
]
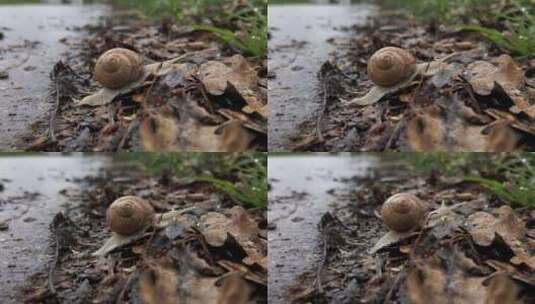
[
  {"xmin": 199, "ymin": 54, "xmax": 257, "ymax": 98},
  {"xmin": 465, "ymin": 55, "xmax": 524, "ymax": 96},
  {"xmin": 139, "ymin": 263, "xmax": 180, "ymax": 304},
  {"xmin": 406, "ymin": 99, "xmax": 518, "ymax": 152},
  {"xmin": 407, "ymin": 249, "xmax": 515, "ymax": 304},
  {"xmin": 466, "ymin": 206, "xmax": 534, "ymax": 269},
  {"xmin": 466, "ymin": 206, "xmax": 525, "ymax": 247}
]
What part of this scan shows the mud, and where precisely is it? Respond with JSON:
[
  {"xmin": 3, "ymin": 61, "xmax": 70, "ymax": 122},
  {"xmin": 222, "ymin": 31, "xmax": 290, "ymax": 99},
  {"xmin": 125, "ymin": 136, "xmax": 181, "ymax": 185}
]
[
  {"xmin": 268, "ymin": 2, "xmax": 375, "ymax": 151},
  {"xmin": 0, "ymin": 1, "xmax": 108, "ymax": 150},
  {"xmin": 0, "ymin": 154, "xmax": 109, "ymax": 303}
]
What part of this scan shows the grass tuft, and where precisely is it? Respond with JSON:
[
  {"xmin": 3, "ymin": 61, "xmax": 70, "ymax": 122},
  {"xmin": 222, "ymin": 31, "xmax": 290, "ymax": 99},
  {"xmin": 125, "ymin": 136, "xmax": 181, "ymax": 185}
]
[
  {"xmin": 120, "ymin": 153, "xmax": 267, "ymax": 208},
  {"xmin": 407, "ymin": 153, "xmax": 535, "ymax": 209},
  {"xmin": 384, "ymin": 0, "xmax": 535, "ymax": 57},
  {"xmin": 113, "ymin": 0, "xmax": 267, "ymax": 57}
]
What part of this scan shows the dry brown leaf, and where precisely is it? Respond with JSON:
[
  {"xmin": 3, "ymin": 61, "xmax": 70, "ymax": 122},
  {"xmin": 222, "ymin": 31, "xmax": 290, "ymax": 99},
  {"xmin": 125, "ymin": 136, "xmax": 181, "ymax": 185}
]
[
  {"xmin": 407, "ymin": 261, "xmax": 487, "ymax": 304},
  {"xmin": 465, "ymin": 55, "xmax": 524, "ymax": 96},
  {"xmin": 466, "ymin": 206, "xmax": 525, "ymax": 247},
  {"xmin": 466, "ymin": 206, "xmax": 534, "ymax": 269},
  {"xmin": 406, "ymin": 103, "xmax": 517, "ymax": 152},
  {"xmin": 198, "ymin": 206, "xmax": 266, "ymax": 271},
  {"xmin": 139, "ymin": 106, "xmax": 254, "ymax": 152},
  {"xmin": 139, "ymin": 264, "xmax": 180, "ymax": 304},
  {"xmin": 486, "ymin": 259, "xmax": 535, "ymax": 286},
  {"xmin": 465, "ymin": 55, "xmax": 531, "ymax": 115},
  {"xmin": 198, "ymin": 206, "xmax": 259, "ymax": 247},
  {"xmin": 407, "ymin": 250, "xmax": 520, "ymax": 304},
  {"xmin": 199, "ymin": 54, "xmax": 257, "ymax": 97},
  {"xmin": 217, "ymin": 273, "xmax": 252, "ymax": 304},
  {"xmin": 483, "ymin": 273, "xmax": 517, "ymax": 304}
]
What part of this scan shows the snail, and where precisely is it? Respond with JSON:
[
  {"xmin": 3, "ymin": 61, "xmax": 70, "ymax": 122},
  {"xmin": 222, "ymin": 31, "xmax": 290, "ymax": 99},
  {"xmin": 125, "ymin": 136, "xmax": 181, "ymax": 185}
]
[
  {"xmin": 94, "ymin": 48, "xmax": 144, "ymax": 89},
  {"xmin": 367, "ymin": 47, "xmax": 417, "ymax": 87},
  {"xmin": 106, "ymin": 196, "xmax": 155, "ymax": 236},
  {"xmin": 95, "ymin": 201, "xmax": 198, "ymax": 256},
  {"xmin": 381, "ymin": 193, "xmax": 427, "ymax": 232}
]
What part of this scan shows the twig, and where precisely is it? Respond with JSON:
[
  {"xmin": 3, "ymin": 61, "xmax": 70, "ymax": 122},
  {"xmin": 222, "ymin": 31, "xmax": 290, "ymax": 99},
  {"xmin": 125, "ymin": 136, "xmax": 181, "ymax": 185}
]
[
  {"xmin": 191, "ymin": 227, "xmax": 215, "ymax": 266},
  {"xmin": 315, "ymin": 79, "xmax": 328, "ymax": 143},
  {"xmin": 384, "ymin": 267, "xmax": 405, "ymax": 304},
  {"xmin": 48, "ymin": 81, "xmax": 60, "ymax": 142},
  {"xmin": 48, "ymin": 229, "xmax": 59, "ymax": 295},
  {"xmin": 315, "ymin": 232, "xmax": 328, "ymax": 293},
  {"xmin": 385, "ymin": 115, "xmax": 405, "ymax": 150},
  {"xmin": 116, "ymin": 268, "xmax": 138, "ymax": 304},
  {"xmin": 118, "ymin": 118, "xmax": 139, "ymax": 150}
]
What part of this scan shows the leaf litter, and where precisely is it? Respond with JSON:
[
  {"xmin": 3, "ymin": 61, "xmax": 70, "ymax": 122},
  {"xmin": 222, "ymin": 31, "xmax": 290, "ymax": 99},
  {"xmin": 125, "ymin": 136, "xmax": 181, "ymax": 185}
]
[
  {"xmin": 284, "ymin": 169, "xmax": 534, "ymax": 303},
  {"xmin": 290, "ymin": 15, "xmax": 535, "ymax": 151},
  {"xmin": 20, "ymin": 9, "xmax": 266, "ymax": 152},
  {"xmin": 21, "ymin": 163, "xmax": 266, "ymax": 303}
]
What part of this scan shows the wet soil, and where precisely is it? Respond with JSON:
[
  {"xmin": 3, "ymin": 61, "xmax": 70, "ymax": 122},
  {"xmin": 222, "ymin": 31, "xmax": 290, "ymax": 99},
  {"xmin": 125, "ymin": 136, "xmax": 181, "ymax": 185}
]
[
  {"xmin": 0, "ymin": 154, "xmax": 109, "ymax": 303},
  {"xmin": 268, "ymin": 3, "xmax": 375, "ymax": 151},
  {"xmin": 0, "ymin": 2, "xmax": 109, "ymax": 150}
]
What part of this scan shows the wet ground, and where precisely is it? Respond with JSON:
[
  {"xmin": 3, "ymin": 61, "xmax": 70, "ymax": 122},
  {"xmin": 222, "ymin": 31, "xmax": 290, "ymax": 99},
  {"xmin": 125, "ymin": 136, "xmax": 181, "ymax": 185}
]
[
  {"xmin": 268, "ymin": 153, "xmax": 379, "ymax": 303},
  {"xmin": 0, "ymin": 1, "xmax": 108, "ymax": 150},
  {"xmin": 0, "ymin": 154, "xmax": 109, "ymax": 303},
  {"xmin": 268, "ymin": 1, "xmax": 375, "ymax": 151}
]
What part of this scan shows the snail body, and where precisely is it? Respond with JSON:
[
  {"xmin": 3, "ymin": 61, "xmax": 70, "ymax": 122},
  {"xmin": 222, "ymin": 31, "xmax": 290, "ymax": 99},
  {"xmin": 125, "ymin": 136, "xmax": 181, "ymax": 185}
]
[
  {"xmin": 367, "ymin": 47, "xmax": 417, "ymax": 87},
  {"xmin": 381, "ymin": 193, "xmax": 427, "ymax": 232},
  {"xmin": 106, "ymin": 196, "xmax": 155, "ymax": 236},
  {"xmin": 95, "ymin": 48, "xmax": 144, "ymax": 89}
]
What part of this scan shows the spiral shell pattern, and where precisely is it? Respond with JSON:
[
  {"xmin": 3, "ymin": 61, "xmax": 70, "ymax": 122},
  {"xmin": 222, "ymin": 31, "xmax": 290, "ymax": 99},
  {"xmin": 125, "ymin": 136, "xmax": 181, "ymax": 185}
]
[
  {"xmin": 367, "ymin": 47, "xmax": 417, "ymax": 87},
  {"xmin": 95, "ymin": 48, "xmax": 144, "ymax": 89},
  {"xmin": 106, "ymin": 196, "xmax": 155, "ymax": 236},
  {"xmin": 381, "ymin": 193, "xmax": 427, "ymax": 232}
]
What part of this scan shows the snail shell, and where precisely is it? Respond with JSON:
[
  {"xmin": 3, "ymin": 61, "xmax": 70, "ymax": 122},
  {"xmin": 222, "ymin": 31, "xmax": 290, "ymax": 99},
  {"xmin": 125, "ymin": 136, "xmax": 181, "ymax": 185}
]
[
  {"xmin": 381, "ymin": 193, "xmax": 427, "ymax": 232},
  {"xmin": 367, "ymin": 47, "xmax": 417, "ymax": 87},
  {"xmin": 95, "ymin": 48, "xmax": 144, "ymax": 89},
  {"xmin": 106, "ymin": 196, "xmax": 155, "ymax": 236}
]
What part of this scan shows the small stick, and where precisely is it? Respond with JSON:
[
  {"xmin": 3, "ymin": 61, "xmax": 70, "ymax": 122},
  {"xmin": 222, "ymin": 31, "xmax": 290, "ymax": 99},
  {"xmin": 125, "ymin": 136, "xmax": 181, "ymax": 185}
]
[
  {"xmin": 48, "ymin": 81, "xmax": 60, "ymax": 143},
  {"xmin": 316, "ymin": 79, "xmax": 328, "ymax": 143},
  {"xmin": 315, "ymin": 232, "xmax": 328, "ymax": 293},
  {"xmin": 48, "ymin": 229, "xmax": 59, "ymax": 294}
]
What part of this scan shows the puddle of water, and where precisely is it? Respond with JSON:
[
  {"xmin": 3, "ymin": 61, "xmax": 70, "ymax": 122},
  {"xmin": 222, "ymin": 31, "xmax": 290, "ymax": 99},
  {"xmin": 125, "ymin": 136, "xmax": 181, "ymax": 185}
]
[
  {"xmin": 268, "ymin": 153, "xmax": 378, "ymax": 303},
  {"xmin": 0, "ymin": 154, "xmax": 110, "ymax": 303},
  {"xmin": 268, "ymin": 3, "xmax": 376, "ymax": 151},
  {"xmin": 0, "ymin": 1, "xmax": 109, "ymax": 150}
]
